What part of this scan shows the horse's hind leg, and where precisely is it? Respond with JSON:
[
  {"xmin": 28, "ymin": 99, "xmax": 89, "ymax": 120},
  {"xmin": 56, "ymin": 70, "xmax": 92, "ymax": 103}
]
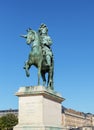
[
  {"xmin": 41, "ymin": 72, "xmax": 46, "ymax": 86},
  {"xmin": 47, "ymin": 67, "xmax": 54, "ymax": 90},
  {"xmin": 47, "ymin": 78, "xmax": 53, "ymax": 90},
  {"xmin": 38, "ymin": 66, "xmax": 41, "ymax": 86}
]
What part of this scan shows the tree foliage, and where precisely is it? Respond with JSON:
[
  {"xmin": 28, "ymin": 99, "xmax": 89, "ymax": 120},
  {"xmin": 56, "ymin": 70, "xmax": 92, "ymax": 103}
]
[{"xmin": 0, "ymin": 113, "xmax": 18, "ymax": 130}]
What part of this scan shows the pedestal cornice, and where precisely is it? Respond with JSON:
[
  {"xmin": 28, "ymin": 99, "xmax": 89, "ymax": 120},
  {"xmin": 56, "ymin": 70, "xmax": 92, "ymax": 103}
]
[{"xmin": 15, "ymin": 86, "xmax": 65, "ymax": 103}]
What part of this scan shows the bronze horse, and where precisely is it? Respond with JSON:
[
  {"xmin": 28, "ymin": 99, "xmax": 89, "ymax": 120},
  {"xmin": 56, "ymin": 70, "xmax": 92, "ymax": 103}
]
[{"xmin": 21, "ymin": 28, "xmax": 54, "ymax": 90}]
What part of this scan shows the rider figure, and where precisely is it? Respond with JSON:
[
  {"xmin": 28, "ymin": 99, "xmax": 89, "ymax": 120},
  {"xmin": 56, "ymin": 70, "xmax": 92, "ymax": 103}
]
[{"xmin": 38, "ymin": 23, "xmax": 53, "ymax": 66}]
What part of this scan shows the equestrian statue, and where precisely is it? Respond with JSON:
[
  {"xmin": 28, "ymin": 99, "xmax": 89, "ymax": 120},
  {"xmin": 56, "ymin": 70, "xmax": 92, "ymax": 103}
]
[{"xmin": 21, "ymin": 24, "xmax": 54, "ymax": 90}]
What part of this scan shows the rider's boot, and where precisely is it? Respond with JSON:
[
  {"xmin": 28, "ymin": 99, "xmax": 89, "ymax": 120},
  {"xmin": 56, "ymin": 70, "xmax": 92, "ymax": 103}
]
[{"xmin": 46, "ymin": 55, "xmax": 51, "ymax": 66}]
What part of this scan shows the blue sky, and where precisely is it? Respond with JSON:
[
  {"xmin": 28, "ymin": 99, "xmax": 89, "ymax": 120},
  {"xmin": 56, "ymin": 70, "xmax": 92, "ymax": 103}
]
[{"xmin": 0, "ymin": 0, "xmax": 94, "ymax": 114}]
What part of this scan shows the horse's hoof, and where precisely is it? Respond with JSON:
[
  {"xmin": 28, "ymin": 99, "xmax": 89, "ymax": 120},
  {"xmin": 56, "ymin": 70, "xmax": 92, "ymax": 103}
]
[
  {"xmin": 23, "ymin": 66, "xmax": 26, "ymax": 69},
  {"xmin": 43, "ymin": 82, "xmax": 46, "ymax": 86},
  {"xmin": 26, "ymin": 73, "xmax": 30, "ymax": 77},
  {"xmin": 27, "ymin": 74, "xmax": 30, "ymax": 77}
]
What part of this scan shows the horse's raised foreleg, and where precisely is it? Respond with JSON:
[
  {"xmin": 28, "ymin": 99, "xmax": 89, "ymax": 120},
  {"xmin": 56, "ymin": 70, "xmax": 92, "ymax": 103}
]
[{"xmin": 23, "ymin": 61, "xmax": 31, "ymax": 77}]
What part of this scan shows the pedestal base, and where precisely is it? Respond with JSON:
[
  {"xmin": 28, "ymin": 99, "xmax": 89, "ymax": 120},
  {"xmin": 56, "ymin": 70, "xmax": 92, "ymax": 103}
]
[
  {"xmin": 14, "ymin": 86, "xmax": 65, "ymax": 130},
  {"xmin": 14, "ymin": 125, "xmax": 63, "ymax": 130}
]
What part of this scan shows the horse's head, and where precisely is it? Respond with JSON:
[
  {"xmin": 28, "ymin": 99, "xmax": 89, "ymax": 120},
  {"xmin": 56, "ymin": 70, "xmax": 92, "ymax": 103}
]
[
  {"xmin": 26, "ymin": 28, "xmax": 35, "ymax": 44},
  {"xmin": 21, "ymin": 28, "xmax": 35, "ymax": 45}
]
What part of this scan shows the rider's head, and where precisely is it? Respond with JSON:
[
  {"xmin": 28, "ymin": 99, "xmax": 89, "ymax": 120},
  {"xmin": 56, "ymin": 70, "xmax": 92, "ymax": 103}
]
[
  {"xmin": 38, "ymin": 23, "xmax": 48, "ymax": 35},
  {"xmin": 40, "ymin": 23, "xmax": 47, "ymax": 28}
]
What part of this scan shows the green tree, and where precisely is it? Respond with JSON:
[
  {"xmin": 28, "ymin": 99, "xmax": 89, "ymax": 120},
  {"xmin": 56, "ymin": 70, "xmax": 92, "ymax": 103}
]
[{"xmin": 0, "ymin": 113, "xmax": 18, "ymax": 130}]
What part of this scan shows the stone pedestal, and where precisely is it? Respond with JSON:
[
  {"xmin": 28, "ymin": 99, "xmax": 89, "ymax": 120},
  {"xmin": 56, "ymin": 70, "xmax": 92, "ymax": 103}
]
[{"xmin": 14, "ymin": 86, "xmax": 65, "ymax": 130}]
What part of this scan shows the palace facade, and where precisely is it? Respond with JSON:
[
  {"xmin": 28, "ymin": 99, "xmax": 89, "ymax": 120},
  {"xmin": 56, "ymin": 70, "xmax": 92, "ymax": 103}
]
[{"xmin": 62, "ymin": 106, "xmax": 94, "ymax": 129}]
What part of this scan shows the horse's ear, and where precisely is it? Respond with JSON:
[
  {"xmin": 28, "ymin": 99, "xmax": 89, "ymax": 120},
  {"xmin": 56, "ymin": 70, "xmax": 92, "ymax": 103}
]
[
  {"xmin": 29, "ymin": 28, "xmax": 32, "ymax": 30},
  {"xmin": 26, "ymin": 28, "xmax": 32, "ymax": 32}
]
